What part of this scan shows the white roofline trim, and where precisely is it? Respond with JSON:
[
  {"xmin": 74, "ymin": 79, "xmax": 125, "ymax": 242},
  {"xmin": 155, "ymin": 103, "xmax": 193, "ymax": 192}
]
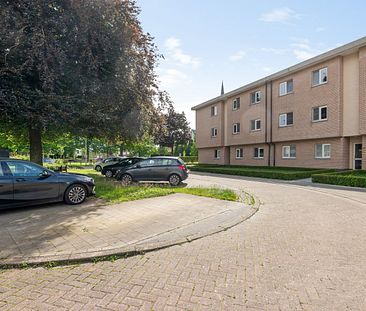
[{"xmin": 192, "ymin": 36, "xmax": 366, "ymax": 110}]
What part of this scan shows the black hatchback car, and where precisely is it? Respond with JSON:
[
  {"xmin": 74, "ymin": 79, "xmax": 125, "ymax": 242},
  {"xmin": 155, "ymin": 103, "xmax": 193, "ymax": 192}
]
[
  {"xmin": 101, "ymin": 157, "xmax": 144, "ymax": 178},
  {"xmin": 0, "ymin": 159, "xmax": 95, "ymax": 209},
  {"xmin": 115, "ymin": 156, "xmax": 188, "ymax": 186}
]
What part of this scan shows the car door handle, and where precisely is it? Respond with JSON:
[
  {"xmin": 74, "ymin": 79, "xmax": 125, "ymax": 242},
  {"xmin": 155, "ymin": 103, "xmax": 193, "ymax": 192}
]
[{"xmin": 16, "ymin": 178, "xmax": 26, "ymax": 182}]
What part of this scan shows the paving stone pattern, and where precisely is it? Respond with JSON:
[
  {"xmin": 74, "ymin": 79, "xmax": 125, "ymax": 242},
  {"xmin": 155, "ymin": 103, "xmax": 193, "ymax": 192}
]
[
  {"xmin": 1, "ymin": 173, "xmax": 366, "ymax": 310},
  {"xmin": 0, "ymin": 194, "xmax": 250, "ymax": 264}
]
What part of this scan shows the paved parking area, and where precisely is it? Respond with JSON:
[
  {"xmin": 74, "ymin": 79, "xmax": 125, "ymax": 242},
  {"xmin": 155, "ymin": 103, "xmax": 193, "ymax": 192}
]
[
  {"xmin": 0, "ymin": 193, "xmax": 253, "ymax": 265},
  {"xmin": 0, "ymin": 172, "xmax": 366, "ymax": 310}
]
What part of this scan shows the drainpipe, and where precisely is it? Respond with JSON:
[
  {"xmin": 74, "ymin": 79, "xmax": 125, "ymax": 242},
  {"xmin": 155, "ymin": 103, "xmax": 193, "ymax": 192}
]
[
  {"xmin": 265, "ymin": 81, "xmax": 270, "ymax": 166},
  {"xmin": 270, "ymin": 81, "xmax": 275, "ymax": 167}
]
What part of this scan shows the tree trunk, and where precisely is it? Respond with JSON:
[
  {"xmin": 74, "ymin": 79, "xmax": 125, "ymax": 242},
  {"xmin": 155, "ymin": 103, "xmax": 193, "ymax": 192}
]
[
  {"xmin": 119, "ymin": 144, "xmax": 124, "ymax": 156},
  {"xmin": 171, "ymin": 145, "xmax": 174, "ymax": 155},
  {"xmin": 29, "ymin": 125, "xmax": 43, "ymax": 165},
  {"xmin": 86, "ymin": 138, "xmax": 90, "ymax": 162}
]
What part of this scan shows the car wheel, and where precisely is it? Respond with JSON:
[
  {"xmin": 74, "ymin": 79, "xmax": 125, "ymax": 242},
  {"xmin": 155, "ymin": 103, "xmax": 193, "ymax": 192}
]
[
  {"xmin": 105, "ymin": 170, "xmax": 113, "ymax": 178},
  {"xmin": 95, "ymin": 165, "xmax": 102, "ymax": 172},
  {"xmin": 169, "ymin": 174, "xmax": 181, "ymax": 186},
  {"xmin": 120, "ymin": 174, "xmax": 133, "ymax": 186},
  {"xmin": 64, "ymin": 184, "xmax": 87, "ymax": 205}
]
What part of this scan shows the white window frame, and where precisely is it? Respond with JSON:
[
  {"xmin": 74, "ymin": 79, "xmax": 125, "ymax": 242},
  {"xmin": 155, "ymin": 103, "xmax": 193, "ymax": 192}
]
[
  {"xmin": 315, "ymin": 144, "xmax": 331, "ymax": 159},
  {"xmin": 250, "ymin": 91, "xmax": 261, "ymax": 104},
  {"xmin": 214, "ymin": 149, "xmax": 221, "ymax": 159},
  {"xmin": 235, "ymin": 148, "xmax": 243, "ymax": 159},
  {"xmin": 250, "ymin": 119, "xmax": 261, "ymax": 131},
  {"xmin": 312, "ymin": 105, "xmax": 328, "ymax": 122},
  {"xmin": 282, "ymin": 145, "xmax": 296, "ymax": 159},
  {"xmin": 211, "ymin": 106, "xmax": 218, "ymax": 116},
  {"xmin": 232, "ymin": 123, "xmax": 240, "ymax": 134},
  {"xmin": 312, "ymin": 68, "xmax": 328, "ymax": 86},
  {"xmin": 279, "ymin": 112, "xmax": 293, "ymax": 127},
  {"xmin": 254, "ymin": 147, "xmax": 264, "ymax": 159},
  {"xmin": 211, "ymin": 128, "xmax": 218, "ymax": 137},
  {"xmin": 279, "ymin": 80, "xmax": 293, "ymax": 96},
  {"xmin": 232, "ymin": 97, "xmax": 240, "ymax": 110}
]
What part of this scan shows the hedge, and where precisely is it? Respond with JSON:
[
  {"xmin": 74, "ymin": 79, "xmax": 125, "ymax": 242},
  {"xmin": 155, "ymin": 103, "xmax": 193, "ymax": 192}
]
[
  {"xmin": 312, "ymin": 171, "xmax": 366, "ymax": 188},
  {"xmin": 180, "ymin": 156, "xmax": 198, "ymax": 163},
  {"xmin": 189, "ymin": 165, "xmax": 334, "ymax": 180}
]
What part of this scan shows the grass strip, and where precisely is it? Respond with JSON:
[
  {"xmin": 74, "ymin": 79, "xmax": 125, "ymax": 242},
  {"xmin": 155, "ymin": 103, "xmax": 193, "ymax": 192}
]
[{"xmin": 68, "ymin": 169, "xmax": 239, "ymax": 203}]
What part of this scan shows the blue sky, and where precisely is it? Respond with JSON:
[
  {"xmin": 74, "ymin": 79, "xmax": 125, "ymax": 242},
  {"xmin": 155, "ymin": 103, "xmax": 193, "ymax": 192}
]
[{"xmin": 137, "ymin": 0, "xmax": 365, "ymax": 128}]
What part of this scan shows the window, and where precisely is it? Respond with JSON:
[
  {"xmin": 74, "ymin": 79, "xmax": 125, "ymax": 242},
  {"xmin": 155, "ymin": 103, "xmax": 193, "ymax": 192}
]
[
  {"xmin": 279, "ymin": 112, "xmax": 294, "ymax": 127},
  {"xmin": 250, "ymin": 119, "xmax": 261, "ymax": 131},
  {"xmin": 236, "ymin": 148, "xmax": 243, "ymax": 159},
  {"xmin": 6, "ymin": 161, "xmax": 44, "ymax": 177},
  {"xmin": 233, "ymin": 123, "xmax": 240, "ymax": 134},
  {"xmin": 282, "ymin": 145, "xmax": 296, "ymax": 159},
  {"xmin": 250, "ymin": 91, "xmax": 261, "ymax": 104},
  {"xmin": 315, "ymin": 144, "xmax": 331, "ymax": 159},
  {"xmin": 312, "ymin": 106, "xmax": 327, "ymax": 122},
  {"xmin": 211, "ymin": 128, "xmax": 218, "ymax": 137},
  {"xmin": 139, "ymin": 159, "xmax": 156, "ymax": 167},
  {"xmin": 159, "ymin": 159, "xmax": 176, "ymax": 166},
  {"xmin": 211, "ymin": 106, "xmax": 218, "ymax": 116},
  {"xmin": 312, "ymin": 68, "xmax": 328, "ymax": 86},
  {"xmin": 254, "ymin": 147, "xmax": 264, "ymax": 159},
  {"xmin": 279, "ymin": 80, "xmax": 293, "ymax": 96},
  {"xmin": 232, "ymin": 97, "xmax": 240, "ymax": 110},
  {"xmin": 214, "ymin": 149, "xmax": 221, "ymax": 159}
]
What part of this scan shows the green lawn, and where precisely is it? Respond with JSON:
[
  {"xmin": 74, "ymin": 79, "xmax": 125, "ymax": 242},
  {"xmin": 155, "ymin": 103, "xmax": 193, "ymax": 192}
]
[
  {"xmin": 68, "ymin": 169, "xmax": 239, "ymax": 203},
  {"xmin": 188, "ymin": 164, "xmax": 334, "ymax": 180}
]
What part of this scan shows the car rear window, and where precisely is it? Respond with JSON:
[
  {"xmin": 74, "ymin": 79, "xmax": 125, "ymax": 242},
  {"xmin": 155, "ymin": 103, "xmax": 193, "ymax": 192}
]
[
  {"xmin": 177, "ymin": 158, "xmax": 185, "ymax": 165},
  {"xmin": 0, "ymin": 163, "xmax": 4, "ymax": 176}
]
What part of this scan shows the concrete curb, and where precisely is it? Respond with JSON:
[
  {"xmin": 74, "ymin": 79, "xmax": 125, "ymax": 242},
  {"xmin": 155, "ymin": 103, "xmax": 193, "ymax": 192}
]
[{"xmin": 0, "ymin": 195, "xmax": 260, "ymax": 269}]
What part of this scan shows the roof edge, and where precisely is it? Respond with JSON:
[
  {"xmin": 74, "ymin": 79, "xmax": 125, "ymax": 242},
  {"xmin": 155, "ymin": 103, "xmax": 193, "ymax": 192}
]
[{"xmin": 192, "ymin": 36, "xmax": 366, "ymax": 111}]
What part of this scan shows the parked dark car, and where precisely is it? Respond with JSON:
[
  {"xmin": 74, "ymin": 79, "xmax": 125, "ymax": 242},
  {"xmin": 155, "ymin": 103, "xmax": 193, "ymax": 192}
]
[
  {"xmin": 115, "ymin": 156, "xmax": 188, "ymax": 186},
  {"xmin": 0, "ymin": 159, "xmax": 95, "ymax": 209},
  {"xmin": 101, "ymin": 157, "xmax": 144, "ymax": 178}
]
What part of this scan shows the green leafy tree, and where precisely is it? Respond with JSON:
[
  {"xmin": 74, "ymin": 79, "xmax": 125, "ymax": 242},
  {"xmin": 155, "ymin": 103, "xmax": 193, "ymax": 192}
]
[
  {"xmin": 0, "ymin": 0, "xmax": 163, "ymax": 164},
  {"xmin": 155, "ymin": 104, "xmax": 191, "ymax": 155}
]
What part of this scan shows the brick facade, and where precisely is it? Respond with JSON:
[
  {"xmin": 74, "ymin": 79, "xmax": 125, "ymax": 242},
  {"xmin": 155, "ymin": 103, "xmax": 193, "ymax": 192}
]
[{"xmin": 193, "ymin": 37, "xmax": 366, "ymax": 169}]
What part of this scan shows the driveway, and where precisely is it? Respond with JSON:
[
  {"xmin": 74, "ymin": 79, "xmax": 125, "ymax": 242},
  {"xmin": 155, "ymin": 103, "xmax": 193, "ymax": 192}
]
[{"xmin": 0, "ymin": 172, "xmax": 366, "ymax": 310}]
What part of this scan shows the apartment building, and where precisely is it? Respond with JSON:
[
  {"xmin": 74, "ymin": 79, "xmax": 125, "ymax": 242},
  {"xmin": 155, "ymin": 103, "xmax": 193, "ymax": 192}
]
[{"xmin": 192, "ymin": 37, "xmax": 366, "ymax": 170}]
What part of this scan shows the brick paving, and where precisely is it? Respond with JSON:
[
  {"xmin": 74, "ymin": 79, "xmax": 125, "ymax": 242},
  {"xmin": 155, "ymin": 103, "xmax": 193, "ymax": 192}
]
[
  {"xmin": 1, "ymin": 173, "xmax": 366, "ymax": 310},
  {"xmin": 0, "ymin": 193, "xmax": 252, "ymax": 265}
]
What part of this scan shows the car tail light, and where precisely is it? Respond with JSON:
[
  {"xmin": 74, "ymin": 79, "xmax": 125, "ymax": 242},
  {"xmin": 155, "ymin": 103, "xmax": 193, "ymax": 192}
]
[{"xmin": 178, "ymin": 164, "xmax": 187, "ymax": 171}]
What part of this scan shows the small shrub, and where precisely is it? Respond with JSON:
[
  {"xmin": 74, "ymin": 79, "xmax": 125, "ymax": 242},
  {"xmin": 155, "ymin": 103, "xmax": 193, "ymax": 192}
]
[{"xmin": 312, "ymin": 170, "xmax": 366, "ymax": 188}]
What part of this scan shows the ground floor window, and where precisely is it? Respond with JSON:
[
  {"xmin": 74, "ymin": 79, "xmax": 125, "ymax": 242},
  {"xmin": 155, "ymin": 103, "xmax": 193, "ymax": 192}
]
[
  {"xmin": 214, "ymin": 149, "xmax": 221, "ymax": 159},
  {"xmin": 254, "ymin": 147, "xmax": 264, "ymax": 159},
  {"xmin": 282, "ymin": 145, "xmax": 296, "ymax": 158},
  {"xmin": 315, "ymin": 144, "xmax": 331, "ymax": 158},
  {"xmin": 235, "ymin": 148, "xmax": 243, "ymax": 159}
]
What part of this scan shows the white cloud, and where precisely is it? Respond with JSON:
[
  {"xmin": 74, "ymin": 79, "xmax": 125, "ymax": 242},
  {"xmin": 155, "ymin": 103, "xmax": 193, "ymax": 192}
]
[
  {"xmin": 158, "ymin": 69, "xmax": 191, "ymax": 87},
  {"xmin": 290, "ymin": 38, "xmax": 321, "ymax": 61},
  {"xmin": 260, "ymin": 47, "xmax": 288, "ymax": 55},
  {"xmin": 229, "ymin": 50, "xmax": 246, "ymax": 61},
  {"xmin": 164, "ymin": 37, "xmax": 200, "ymax": 68},
  {"xmin": 259, "ymin": 7, "xmax": 300, "ymax": 23},
  {"xmin": 315, "ymin": 27, "xmax": 326, "ymax": 32},
  {"xmin": 262, "ymin": 66, "xmax": 274, "ymax": 73}
]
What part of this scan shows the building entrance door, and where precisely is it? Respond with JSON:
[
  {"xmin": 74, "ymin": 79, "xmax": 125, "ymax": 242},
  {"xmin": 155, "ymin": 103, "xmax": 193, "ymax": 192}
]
[{"xmin": 354, "ymin": 144, "xmax": 362, "ymax": 170}]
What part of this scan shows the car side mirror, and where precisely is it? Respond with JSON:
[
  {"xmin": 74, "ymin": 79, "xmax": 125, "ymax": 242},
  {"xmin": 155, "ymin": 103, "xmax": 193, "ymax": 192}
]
[
  {"xmin": 135, "ymin": 164, "xmax": 141, "ymax": 169},
  {"xmin": 39, "ymin": 170, "xmax": 51, "ymax": 178}
]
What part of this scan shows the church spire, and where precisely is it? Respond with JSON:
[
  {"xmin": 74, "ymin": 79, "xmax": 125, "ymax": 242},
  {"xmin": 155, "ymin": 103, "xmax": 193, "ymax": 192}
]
[{"xmin": 220, "ymin": 81, "xmax": 224, "ymax": 95}]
